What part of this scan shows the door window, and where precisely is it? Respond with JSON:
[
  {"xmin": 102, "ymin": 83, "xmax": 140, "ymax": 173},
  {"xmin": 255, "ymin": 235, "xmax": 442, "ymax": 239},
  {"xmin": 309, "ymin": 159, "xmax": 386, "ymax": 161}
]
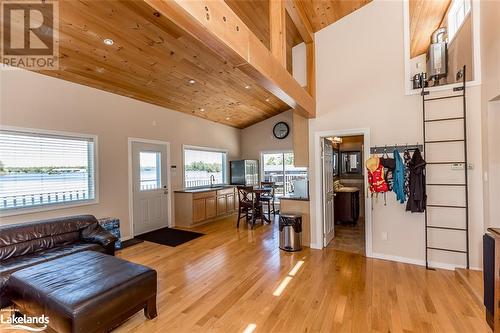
[{"xmin": 139, "ymin": 151, "xmax": 161, "ymax": 191}]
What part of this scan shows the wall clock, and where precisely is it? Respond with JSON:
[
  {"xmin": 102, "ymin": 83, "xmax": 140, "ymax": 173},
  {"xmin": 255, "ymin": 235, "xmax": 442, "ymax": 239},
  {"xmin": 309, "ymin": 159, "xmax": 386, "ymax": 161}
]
[{"xmin": 273, "ymin": 122, "xmax": 289, "ymax": 139}]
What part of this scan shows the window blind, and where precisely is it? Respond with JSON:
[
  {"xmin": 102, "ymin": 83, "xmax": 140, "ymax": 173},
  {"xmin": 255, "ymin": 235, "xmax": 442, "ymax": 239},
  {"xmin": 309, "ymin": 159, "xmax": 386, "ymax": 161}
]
[{"xmin": 0, "ymin": 129, "xmax": 96, "ymax": 211}]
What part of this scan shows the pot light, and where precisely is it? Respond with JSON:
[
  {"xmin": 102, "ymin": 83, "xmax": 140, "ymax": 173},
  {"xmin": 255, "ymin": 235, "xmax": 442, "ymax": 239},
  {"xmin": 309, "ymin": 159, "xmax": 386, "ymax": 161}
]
[
  {"xmin": 244, "ymin": 85, "xmax": 251, "ymax": 89},
  {"xmin": 103, "ymin": 38, "xmax": 114, "ymax": 46},
  {"xmin": 265, "ymin": 97, "xmax": 270, "ymax": 102},
  {"xmin": 225, "ymin": 117, "xmax": 231, "ymax": 120},
  {"xmin": 188, "ymin": 79, "xmax": 196, "ymax": 84},
  {"xmin": 200, "ymin": 108, "xmax": 205, "ymax": 112}
]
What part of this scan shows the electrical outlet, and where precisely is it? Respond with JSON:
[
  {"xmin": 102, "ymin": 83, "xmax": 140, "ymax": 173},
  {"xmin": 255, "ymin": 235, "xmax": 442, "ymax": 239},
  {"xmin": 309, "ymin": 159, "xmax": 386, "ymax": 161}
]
[
  {"xmin": 381, "ymin": 232, "xmax": 388, "ymax": 241},
  {"xmin": 451, "ymin": 163, "xmax": 465, "ymax": 170}
]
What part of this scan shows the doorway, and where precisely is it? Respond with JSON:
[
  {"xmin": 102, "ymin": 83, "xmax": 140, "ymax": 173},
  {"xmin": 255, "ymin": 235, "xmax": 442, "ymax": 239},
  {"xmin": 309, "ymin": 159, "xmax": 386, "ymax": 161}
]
[
  {"xmin": 129, "ymin": 139, "xmax": 171, "ymax": 236},
  {"xmin": 314, "ymin": 128, "xmax": 372, "ymax": 257},
  {"xmin": 327, "ymin": 135, "xmax": 365, "ymax": 255}
]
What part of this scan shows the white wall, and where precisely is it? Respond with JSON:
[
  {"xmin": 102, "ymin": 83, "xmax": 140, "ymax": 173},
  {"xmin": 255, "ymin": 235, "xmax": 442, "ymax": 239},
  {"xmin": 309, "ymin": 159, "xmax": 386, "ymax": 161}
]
[
  {"xmin": 306, "ymin": 0, "xmax": 485, "ymax": 269},
  {"xmin": 480, "ymin": 0, "xmax": 500, "ymax": 230},
  {"xmin": 0, "ymin": 69, "xmax": 241, "ymax": 239},
  {"xmin": 240, "ymin": 110, "xmax": 293, "ymax": 160}
]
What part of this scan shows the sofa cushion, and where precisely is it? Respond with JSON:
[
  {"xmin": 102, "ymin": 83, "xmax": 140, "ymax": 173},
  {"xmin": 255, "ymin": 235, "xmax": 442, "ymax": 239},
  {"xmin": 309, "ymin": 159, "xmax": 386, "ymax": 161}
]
[
  {"xmin": 0, "ymin": 215, "xmax": 99, "ymax": 260},
  {"xmin": 0, "ymin": 242, "xmax": 103, "ymax": 308}
]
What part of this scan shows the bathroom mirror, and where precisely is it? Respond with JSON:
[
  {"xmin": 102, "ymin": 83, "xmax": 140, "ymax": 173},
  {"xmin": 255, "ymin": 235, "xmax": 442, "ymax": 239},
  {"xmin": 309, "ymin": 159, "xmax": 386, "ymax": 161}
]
[
  {"xmin": 333, "ymin": 147, "xmax": 339, "ymax": 177},
  {"xmin": 341, "ymin": 151, "xmax": 362, "ymax": 175}
]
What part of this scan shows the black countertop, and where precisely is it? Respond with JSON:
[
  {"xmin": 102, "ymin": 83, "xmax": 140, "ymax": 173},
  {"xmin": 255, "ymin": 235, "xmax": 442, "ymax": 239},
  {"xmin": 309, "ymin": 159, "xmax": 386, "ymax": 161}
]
[
  {"xmin": 280, "ymin": 195, "xmax": 310, "ymax": 201},
  {"xmin": 174, "ymin": 185, "xmax": 236, "ymax": 193}
]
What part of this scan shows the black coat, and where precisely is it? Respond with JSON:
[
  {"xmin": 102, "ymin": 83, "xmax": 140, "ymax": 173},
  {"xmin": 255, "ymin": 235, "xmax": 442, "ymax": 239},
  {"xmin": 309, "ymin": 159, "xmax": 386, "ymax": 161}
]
[{"xmin": 406, "ymin": 148, "xmax": 426, "ymax": 213}]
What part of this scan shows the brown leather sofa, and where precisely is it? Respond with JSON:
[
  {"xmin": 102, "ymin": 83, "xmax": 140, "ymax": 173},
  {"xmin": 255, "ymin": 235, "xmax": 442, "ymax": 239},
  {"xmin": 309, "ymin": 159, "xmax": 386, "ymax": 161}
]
[{"xmin": 0, "ymin": 215, "xmax": 117, "ymax": 308}]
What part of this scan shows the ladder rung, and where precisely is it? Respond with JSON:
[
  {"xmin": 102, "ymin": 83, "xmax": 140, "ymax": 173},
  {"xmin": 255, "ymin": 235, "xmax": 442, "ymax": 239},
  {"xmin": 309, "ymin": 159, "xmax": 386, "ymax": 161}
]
[
  {"xmin": 427, "ymin": 226, "xmax": 467, "ymax": 231},
  {"xmin": 425, "ymin": 139, "xmax": 464, "ymax": 144},
  {"xmin": 427, "ymin": 161, "xmax": 465, "ymax": 165},
  {"xmin": 424, "ymin": 116, "xmax": 464, "ymax": 123},
  {"xmin": 424, "ymin": 94, "xmax": 463, "ymax": 102},
  {"xmin": 427, "ymin": 183, "xmax": 466, "ymax": 186},
  {"xmin": 427, "ymin": 204, "xmax": 466, "ymax": 209},
  {"xmin": 427, "ymin": 247, "xmax": 467, "ymax": 254}
]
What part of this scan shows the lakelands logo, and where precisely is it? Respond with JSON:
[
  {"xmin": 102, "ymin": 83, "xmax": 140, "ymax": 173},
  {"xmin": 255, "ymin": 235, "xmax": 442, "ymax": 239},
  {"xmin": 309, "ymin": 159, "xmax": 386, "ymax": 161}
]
[
  {"xmin": 1, "ymin": 0, "xmax": 59, "ymax": 70},
  {"xmin": 0, "ymin": 309, "xmax": 49, "ymax": 332}
]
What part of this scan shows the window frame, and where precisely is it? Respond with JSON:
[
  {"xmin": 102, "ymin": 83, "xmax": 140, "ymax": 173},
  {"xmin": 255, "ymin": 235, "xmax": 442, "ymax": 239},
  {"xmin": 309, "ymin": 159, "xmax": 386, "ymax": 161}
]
[
  {"xmin": 0, "ymin": 126, "xmax": 99, "ymax": 217},
  {"xmin": 447, "ymin": 0, "xmax": 472, "ymax": 44},
  {"xmin": 182, "ymin": 145, "xmax": 229, "ymax": 189}
]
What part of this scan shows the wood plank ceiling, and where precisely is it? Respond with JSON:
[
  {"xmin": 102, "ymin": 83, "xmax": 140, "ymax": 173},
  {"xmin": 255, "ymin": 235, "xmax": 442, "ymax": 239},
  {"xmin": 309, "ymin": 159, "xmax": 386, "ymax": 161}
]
[
  {"xmin": 32, "ymin": 0, "xmax": 371, "ymax": 128},
  {"xmin": 37, "ymin": 0, "xmax": 290, "ymax": 129},
  {"xmin": 299, "ymin": 0, "xmax": 372, "ymax": 32},
  {"xmin": 409, "ymin": 0, "xmax": 451, "ymax": 58}
]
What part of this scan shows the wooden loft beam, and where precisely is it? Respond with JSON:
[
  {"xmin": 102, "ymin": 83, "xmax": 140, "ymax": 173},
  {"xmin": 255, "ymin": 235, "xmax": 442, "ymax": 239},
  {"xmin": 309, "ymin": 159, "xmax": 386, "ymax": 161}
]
[
  {"xmin": 269, "ymin": 0, "xmax": 286, "ymax": 66},
  {"xmin": 144, "ymin": 0, "xmax": 315, "ymax": 118},
  {"xmin": 306, "ymin": 42, "xmax": 315, "ymax": 97},
  {"xmin": 285, "ymin": 0, "xmax": 313, "ymax": 44}
]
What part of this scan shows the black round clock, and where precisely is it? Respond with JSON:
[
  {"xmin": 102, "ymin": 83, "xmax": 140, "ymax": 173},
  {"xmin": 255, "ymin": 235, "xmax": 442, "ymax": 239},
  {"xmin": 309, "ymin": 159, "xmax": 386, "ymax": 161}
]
[{"xmin": 273, "ymin": 122, "xmax": 289, "ymax": 139}]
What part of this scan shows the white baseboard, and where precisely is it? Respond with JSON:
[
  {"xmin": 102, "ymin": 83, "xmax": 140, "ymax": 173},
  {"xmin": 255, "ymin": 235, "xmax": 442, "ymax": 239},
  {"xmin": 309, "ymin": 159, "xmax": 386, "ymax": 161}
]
[
  {"xmin": 309, "ymin": 242, "xmax": 323, "ymax": 250},
  {"xmin": 370, "ymin": 252, "xmax": 480, "ymax": 271},
  {"xmin": 121, "ymin": 235, "xmax": 133, "ymax": 241}
]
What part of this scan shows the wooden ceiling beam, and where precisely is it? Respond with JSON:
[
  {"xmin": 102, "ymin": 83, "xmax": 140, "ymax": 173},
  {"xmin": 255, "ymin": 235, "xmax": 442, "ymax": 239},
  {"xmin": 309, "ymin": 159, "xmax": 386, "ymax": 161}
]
[
  {"xmin": 269, "ymin": 0, "xmax": 287, "ymax": 66},
  {"xmin": 144, "ymin": 0, "xmax": 315, "ymax": 118},
  {"xmin": 285, "ymin": 0, "xmax": 314, "ymax": 43}
]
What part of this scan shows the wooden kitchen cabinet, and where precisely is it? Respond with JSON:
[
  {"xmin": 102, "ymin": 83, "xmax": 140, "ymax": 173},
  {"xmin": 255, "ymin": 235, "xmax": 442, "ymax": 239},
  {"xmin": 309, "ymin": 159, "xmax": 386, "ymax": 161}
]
[
  {"xmin": 175, "ymin": 187, "xmax": 237, "ymax": 227},
  {"xmin": 193, "ymin": 198, "xmax": 206, "ymax": 223},
  {"xmin": 206, "ymin": 197, "xmax": 217, "ymax": 219}
]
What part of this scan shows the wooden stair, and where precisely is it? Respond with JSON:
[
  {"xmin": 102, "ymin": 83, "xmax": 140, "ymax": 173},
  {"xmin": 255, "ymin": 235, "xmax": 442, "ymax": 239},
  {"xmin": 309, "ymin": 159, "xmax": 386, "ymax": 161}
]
[{"xmin": 455, "ymin": 268, "xmax": 484, "ymax": 308}]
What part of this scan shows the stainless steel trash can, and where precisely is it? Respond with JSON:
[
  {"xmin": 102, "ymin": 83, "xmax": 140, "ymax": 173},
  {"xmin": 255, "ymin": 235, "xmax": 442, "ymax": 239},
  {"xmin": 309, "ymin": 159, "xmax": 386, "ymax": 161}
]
[{"xmin": 279, "ymin": 214, "xmax": 302, "ymax": 252}]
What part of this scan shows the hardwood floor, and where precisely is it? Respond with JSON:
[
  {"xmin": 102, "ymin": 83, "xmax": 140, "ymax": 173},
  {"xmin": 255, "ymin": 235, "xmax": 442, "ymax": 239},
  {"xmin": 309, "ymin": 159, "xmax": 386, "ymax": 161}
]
[{"xmin": 112, "ymin": 215, "xmax": 489, "ymax": 333}]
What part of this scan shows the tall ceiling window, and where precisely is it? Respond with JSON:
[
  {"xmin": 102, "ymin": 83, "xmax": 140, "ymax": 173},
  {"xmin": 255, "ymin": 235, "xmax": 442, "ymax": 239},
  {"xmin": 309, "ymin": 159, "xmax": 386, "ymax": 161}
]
[
  {"xmin": 0, "ymin": 128, "xmax": 97, "ymax": 214},
  {"xmin": 184, "ymin": 146, "xmax": 227, "ymax": 188},
  {"xmin": 447, "ymin": 0, "xmax": 471, "ymax": 42}
]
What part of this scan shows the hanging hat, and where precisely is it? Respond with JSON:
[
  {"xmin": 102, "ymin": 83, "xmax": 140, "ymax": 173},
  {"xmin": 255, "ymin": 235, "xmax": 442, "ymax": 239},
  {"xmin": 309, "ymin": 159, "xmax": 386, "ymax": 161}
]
[{"xmin": 365, "ymin": 155, "xmax": 380, "ymax": 172}]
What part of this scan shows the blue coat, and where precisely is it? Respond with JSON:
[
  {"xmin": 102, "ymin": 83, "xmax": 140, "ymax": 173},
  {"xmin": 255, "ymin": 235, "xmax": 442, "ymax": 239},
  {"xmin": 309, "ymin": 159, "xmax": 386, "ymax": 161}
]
[{"xmin": 393, "ymin": 149, "xmax": 405, "ymax": 203}]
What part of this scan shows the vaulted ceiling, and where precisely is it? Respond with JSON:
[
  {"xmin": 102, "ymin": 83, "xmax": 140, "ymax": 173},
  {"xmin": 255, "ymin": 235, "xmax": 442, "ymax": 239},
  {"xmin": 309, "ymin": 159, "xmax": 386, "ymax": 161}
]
[
  {"xmin": 410, "ymin": 0, "xmax": 451, "ymax": 58},
  {"xmin": 32, "ymin": 0, "xmax": 371, "ymax": 129}
]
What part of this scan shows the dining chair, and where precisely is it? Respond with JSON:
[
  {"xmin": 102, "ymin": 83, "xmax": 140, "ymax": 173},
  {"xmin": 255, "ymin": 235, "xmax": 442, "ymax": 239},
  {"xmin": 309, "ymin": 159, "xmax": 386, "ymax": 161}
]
[
  {"xmin": 259, "ymin": 181, "xmax": 276, "ymax": 221},
  {"xmin": 236, "ymin": 186, "xmax": 263, "ymax": 229}
]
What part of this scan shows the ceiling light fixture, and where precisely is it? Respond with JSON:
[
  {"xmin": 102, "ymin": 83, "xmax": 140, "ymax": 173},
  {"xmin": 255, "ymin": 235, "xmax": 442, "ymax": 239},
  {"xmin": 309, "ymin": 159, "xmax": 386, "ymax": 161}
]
[
  {"xmin": 200, "ymin": 108, "xmax": 205, "ymax": 112},
  {"xmin": 103, "ymin": 38, "xmax": 114, "ymax": 46},
  {"xmin": 265, "ymin": 98, "xmax": 270, "ymax": 102},
  {"xmin": 244, "ymin": 85, "xmax": 251, "ymax": 89},
  {"xmin": 188, "ymin": 79, "xmax": 196, "ymax": 84},
  {"xmin": 225, "ymin": 117, "xmax": 231, "ymax": 120}
]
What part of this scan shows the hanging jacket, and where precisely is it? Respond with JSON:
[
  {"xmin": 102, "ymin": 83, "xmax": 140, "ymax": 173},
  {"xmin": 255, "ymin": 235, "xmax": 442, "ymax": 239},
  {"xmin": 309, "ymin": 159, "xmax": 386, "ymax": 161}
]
[
  {"xmin": 367, "ymin": 158, "xmax": 388, "ymax": 193},
  {"xmin": 406, "ymin": 148, "xmax": 427, "ymax": 213},
  {"xmin": 392, "ymin": 149, "xmax": 405, "ymax": 203},
  {"xmin": 380, "ymin": 157, "xmax": 395, "ymax": 191},
  {"xmin": 403, "ymin": 150, "xmax": 411, "ymax": 199}
]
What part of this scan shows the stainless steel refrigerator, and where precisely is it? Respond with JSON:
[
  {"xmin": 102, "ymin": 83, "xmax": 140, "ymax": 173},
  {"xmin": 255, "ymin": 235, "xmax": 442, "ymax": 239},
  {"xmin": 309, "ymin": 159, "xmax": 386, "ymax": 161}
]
[{"xmin": 230, "ymin": 160, "xmax": 259, "ymax": 186}]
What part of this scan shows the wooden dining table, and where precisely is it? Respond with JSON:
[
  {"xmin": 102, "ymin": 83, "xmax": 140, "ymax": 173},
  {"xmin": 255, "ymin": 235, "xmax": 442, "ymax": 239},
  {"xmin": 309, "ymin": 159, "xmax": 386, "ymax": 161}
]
[{"xmin": 247, "ymin": 187, "xmax": 272, "ymax": 223}]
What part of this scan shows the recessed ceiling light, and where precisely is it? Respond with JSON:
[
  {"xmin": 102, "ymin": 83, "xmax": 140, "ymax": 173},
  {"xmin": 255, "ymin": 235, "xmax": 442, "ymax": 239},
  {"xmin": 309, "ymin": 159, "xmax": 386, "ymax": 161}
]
[
  {"xmin": 188, "ymin": 79, "xmax": 196, "ymax": 84},
  {"xmin": 265, "ymin": 97, "xmax": 270, "ymax": 102},
  {"xmin": 245, "ymin": 85, "xmax": 251, "ymax": 89},
  {"xmin": 226, "ymin": 117, "xmax": 231, "ymax": 120},
  {"xmin": 103, "ymin": 38, "xmax": 114, "ymax": 46},
  {"xmin": 200, "ymin": 108, "xmax": 205, "ymax": 112}
]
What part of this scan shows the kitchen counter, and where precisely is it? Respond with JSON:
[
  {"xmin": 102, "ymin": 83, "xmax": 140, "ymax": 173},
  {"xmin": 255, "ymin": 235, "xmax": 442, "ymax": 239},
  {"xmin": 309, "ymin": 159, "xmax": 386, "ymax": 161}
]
[
  {"xmin": 281, "ymin": 195, "xmax": 310, "ymax": 201},
  {"xmin": 174, "ymin": 185, "xmax": 236, "ymax": 193}
]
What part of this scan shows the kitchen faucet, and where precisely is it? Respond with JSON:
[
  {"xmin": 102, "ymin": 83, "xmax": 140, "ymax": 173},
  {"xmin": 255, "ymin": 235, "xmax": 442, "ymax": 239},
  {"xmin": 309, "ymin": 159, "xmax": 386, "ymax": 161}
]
[{"xmin": 210, "ymin": 175, "xmax": 216, "ymax": 187}]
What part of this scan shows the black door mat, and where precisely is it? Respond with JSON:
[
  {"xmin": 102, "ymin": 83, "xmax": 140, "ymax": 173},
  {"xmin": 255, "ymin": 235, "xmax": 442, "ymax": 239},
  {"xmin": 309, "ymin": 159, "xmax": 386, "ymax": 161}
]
[
  {"xmin": 135, "ymin": 227, "xmax": 204, "ymax": 247},
  {"xmin": 121, "ymin": 238, "xmax": 144, "ymax": 249}
]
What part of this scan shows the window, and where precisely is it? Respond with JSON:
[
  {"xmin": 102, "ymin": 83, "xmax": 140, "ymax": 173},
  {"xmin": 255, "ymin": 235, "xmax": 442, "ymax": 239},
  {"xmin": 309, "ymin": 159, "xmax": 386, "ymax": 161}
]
[
  {"xmin": 183, "ymin": 146, "xmax": 227, "ymax": 188},
  {"xmin": 0, "ymin": 128, "xmax": 97, "ymax": 214},
  {"xmin": 139, "ymin": 152, "xmax": 161, "ymax": 191},
  {"xmin": 447, "ymin": 0, "xmax": 471, "ymax": 42},
  {"xmin": 262, "ymin": 152, "xmax": 308, "ymax": 198}
]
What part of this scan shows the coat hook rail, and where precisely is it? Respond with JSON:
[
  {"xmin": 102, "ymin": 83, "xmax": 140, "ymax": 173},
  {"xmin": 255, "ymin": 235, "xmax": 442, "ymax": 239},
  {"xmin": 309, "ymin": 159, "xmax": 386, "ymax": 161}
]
[{"xmin": 370, "ymin": 144, "xmax": 423, "ymax": 154}]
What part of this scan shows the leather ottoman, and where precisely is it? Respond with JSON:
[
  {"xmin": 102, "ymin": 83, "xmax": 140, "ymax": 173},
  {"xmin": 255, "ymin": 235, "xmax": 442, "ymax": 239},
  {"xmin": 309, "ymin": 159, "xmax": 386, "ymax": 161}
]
[{"xmin": 7, "ymin": 251, "xmax": 157, "ymax": 333}]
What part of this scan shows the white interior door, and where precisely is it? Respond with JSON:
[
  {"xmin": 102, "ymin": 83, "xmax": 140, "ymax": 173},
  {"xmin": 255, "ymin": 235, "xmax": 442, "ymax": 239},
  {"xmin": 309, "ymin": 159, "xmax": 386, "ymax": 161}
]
[
  {"xmin": 322, "ymin": 138, "xmax": 335, "ymax": 246},
  {"xmin": 132, "ymin": 141, "xmax": 169, "ymax": 235}
]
